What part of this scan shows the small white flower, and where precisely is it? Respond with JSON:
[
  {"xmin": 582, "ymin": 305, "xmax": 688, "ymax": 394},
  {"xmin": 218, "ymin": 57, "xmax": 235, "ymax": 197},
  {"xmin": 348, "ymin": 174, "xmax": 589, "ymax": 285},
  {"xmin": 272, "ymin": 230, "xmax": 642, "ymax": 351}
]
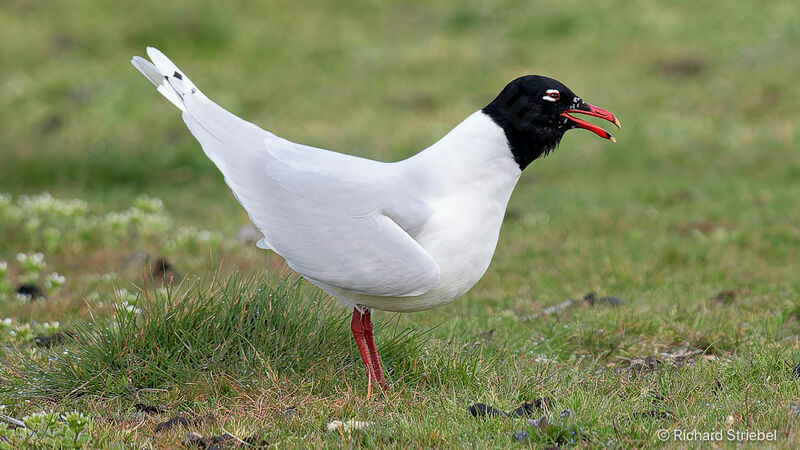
[
  {"xmin": 10, "ymin": 324, "xmax": 33, "ymax": 341},
  {"xmin": 120, "ymin": 300, "xmax": 142, "ymax": 315},
  {"xmin": 17, "ymin": 252, "xmax": 46, "ymax": 273},
  {"xmin": 327, "ymin": 420, "xmax": 373, "ymax": 432},
  {"xmin": 44, "ymin": 272, "xmax": 66, "ymax": 290},
  {"xmin": 40, "ymin": 321, "xmax": 60, "ymax": 333},
  {"xmin": 63, "ymin": 411, "xmax": 89, "ymax": 433},
  {"xmin": 0, "ymin": 318, "xmax": 13, "ymax": 335},
  {"xmin": 114, "ymin": 288, "xmax": 138, "ymax": 303},
  {"xmin": 134, "ymin": 195, "xmax": 165, "ymax": 213}
]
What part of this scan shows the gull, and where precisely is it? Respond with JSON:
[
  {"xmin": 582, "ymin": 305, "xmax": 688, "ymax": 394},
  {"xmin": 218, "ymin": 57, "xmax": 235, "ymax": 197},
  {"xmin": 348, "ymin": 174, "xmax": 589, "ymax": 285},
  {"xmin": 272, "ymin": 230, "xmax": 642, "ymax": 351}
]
[{"xmin": 131, "ymin": 47, "xmax": 619, "ymax": 392}]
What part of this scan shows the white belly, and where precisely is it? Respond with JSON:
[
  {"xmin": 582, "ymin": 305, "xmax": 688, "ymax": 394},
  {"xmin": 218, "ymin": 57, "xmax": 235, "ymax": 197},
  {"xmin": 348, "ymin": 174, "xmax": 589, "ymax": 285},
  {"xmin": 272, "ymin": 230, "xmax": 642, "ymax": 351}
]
[{"xmin": 324, "ymin": 176, "xmax": 519, "ymax": 313}]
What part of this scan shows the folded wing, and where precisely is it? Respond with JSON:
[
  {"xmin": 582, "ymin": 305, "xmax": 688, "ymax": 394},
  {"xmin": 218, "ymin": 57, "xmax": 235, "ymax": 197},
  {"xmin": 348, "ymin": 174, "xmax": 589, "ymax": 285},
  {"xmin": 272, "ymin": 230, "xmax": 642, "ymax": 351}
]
[{"xmin": 133, "ymin": 48, "xmax": 441, "ymax": 297}]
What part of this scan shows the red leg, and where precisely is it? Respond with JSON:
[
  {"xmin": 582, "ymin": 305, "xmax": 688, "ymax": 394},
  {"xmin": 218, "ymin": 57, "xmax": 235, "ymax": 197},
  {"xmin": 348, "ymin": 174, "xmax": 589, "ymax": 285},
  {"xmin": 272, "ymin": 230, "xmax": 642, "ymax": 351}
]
[
  {"xmin": 361, "ymin": 309, "xmax": 388, "ymax": 389},
  {"xmin": 351, "ymin": 308, "xmax": 377, "ymax": 391}
]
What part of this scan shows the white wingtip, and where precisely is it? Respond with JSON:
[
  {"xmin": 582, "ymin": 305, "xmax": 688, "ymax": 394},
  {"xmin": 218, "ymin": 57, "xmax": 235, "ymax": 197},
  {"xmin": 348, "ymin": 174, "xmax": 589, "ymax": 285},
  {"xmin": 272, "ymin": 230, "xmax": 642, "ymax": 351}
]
[
  {"xmin": 131, "ymin": 56, "xmax": 162, "ymax": 87},
  {"xmin": 146, "ymin": 47, "xmax": 182, "ymax": 79},
  {"xmin": 131, "ymin": 47, "xmax": 190, "ymax": 112}
]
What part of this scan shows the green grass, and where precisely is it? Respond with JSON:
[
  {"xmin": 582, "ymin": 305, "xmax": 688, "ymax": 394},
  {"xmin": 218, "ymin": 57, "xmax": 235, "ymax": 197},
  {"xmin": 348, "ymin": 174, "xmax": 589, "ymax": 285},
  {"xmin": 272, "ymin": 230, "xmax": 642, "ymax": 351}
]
[
  {"xmin": 2, "ymin": 0, "xmax": 800, "ymax": 447},
  {"xmin": 3, "ymin": 275, "xmax": 435, "ymax": 399}
]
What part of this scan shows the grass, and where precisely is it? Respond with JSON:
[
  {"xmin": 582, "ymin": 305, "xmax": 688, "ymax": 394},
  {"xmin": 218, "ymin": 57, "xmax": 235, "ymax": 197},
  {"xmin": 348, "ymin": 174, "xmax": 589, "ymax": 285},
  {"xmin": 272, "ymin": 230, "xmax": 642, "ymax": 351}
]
[
  {"xmin": 3, "ymin": 275, "xmax": 436, "ymax": 399},
  {"xmin": 2, "ymin": 0, "xmax": 800, "ymax": 447}
]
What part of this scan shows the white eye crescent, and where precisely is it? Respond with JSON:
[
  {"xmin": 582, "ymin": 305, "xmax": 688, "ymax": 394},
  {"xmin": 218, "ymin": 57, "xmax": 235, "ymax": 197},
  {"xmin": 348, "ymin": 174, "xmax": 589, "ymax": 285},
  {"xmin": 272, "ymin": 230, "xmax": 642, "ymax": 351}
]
[{"xmin": 543, "ymin": 89, "xmax": 560, "ymax": 102}]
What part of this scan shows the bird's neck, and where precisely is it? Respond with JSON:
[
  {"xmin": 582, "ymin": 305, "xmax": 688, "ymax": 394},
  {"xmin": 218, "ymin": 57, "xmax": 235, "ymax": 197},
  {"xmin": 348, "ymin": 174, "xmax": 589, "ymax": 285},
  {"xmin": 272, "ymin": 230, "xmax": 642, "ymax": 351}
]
[{"xmin": 403, "ymin": 111, "xmax": 522, "ymax": 197}]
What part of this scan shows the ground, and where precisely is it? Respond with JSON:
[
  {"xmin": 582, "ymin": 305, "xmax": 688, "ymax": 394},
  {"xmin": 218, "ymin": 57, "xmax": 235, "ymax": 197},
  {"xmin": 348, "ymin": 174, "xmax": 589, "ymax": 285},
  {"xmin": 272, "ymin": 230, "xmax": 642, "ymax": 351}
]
[{"xmin": 1, "ymin": 0, "xmax": 800, "ymax": 447}]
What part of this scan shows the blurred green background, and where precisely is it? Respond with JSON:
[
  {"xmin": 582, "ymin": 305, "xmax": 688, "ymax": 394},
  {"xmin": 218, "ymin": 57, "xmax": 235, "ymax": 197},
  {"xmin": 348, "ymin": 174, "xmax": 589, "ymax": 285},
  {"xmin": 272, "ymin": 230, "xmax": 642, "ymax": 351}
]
[{"xmin": 3, "ymin": 0, "xmax": 798, "ymax": 213}]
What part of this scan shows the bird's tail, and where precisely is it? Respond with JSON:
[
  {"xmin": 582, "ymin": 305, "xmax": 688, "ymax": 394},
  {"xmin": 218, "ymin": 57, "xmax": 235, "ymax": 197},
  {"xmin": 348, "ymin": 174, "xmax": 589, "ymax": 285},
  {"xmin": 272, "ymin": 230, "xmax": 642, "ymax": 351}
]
[
  {"xmin": 131, "ymin": 47, "xmax": 270, "ymax": 146},
  {"xmin": 131, "ymin": 47, "xmax": 200, "ymax": 112},
  {"xmin": 130, "ymin": 47, "xmax": 277, "ymax": 240}
]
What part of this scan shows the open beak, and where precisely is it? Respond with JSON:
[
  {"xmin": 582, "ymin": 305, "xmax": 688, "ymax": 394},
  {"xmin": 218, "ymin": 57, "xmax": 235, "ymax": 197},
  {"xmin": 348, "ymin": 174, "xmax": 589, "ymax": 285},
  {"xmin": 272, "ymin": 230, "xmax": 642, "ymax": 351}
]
[{"xmin": 561, "ymin": 104, "xmax": 621, "ymax": 143}]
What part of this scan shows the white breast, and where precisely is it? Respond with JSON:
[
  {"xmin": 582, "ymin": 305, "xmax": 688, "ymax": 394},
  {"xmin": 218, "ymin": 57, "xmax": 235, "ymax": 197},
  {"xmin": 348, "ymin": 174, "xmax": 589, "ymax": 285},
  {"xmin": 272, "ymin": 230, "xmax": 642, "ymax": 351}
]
[{"xmin": 327, "ymin": 112, "xmax": 521, "ymax": 312}]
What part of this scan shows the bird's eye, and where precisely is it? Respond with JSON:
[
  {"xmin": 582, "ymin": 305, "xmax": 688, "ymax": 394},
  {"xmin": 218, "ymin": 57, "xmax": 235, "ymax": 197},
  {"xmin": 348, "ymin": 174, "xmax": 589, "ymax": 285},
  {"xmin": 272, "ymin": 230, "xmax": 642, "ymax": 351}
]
[{"xmin": 543, "ymin": 89, "xmax": 560, "ymax": 102}]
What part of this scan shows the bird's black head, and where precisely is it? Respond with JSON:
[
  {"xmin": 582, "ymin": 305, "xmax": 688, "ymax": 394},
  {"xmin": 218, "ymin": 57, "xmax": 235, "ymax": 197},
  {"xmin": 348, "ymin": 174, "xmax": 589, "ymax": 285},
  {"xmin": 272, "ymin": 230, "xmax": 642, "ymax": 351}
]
[{"xmin": 483, "ymin": 75, "xmax": 620, "ymax": 170}]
